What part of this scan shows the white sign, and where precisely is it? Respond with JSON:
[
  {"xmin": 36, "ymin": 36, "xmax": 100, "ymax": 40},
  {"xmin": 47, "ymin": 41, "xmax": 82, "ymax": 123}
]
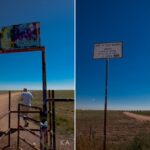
[{"xmin": 93, "ymin": 42, "xmax": 123, "ymax": 59}]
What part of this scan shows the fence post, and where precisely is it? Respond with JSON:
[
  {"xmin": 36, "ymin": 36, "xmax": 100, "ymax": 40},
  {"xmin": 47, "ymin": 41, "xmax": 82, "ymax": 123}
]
[
  {"xmin": 17, "ymin": 104, "xmax": 20, "ymax": 149},
  {"xmin": 8, "ymin": 91, "xmax": 11, "ymax": 147},
  {"xmin": 48, "ymin": 90, "xmax": 53, "ymax": 149},
  {"xmin": 52, "ymin": 90, "xmax": 56, "ymax": 150},
  {"xmin": 40, "ymin": 109, "xmax": 43, "ymax": 150}
]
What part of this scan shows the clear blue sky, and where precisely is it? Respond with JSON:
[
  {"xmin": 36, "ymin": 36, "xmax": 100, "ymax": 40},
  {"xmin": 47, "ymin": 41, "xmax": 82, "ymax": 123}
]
[
  {"xmin": 76, "ymin": 0, "xmax": 150, "ymax": 110},
  {"xmin": 0, "ymin": 0, "xmax": 74, "ymax": 90}
]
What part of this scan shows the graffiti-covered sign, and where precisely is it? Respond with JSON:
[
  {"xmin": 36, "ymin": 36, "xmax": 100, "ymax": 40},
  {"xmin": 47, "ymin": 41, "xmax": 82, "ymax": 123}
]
[{"xmin": 0, "ymin": 22, "xmax": 40, "ymax": 50}]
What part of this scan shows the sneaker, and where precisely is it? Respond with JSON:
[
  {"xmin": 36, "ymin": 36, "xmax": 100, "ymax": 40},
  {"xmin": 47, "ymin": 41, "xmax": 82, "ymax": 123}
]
[
  {"xmin": 0, "ymin": 131, "xmax": 4, "ymax": 137},
  {"xmin": 24, "ymin": 122, "xmax": 29, "ymax": 127}
]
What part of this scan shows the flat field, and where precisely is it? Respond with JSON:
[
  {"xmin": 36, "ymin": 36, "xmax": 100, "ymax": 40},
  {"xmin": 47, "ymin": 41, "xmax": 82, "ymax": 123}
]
[{"xmin": 76, "ymin": 110, "xmax": 150, "ymax": 150}]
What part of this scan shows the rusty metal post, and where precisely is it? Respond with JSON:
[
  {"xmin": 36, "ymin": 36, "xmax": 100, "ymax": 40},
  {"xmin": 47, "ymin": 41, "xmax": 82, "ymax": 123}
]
[
  {"xmin": 42, "ymin": 49, "xmax": 48, "ymax": 149},
  {"xmin": 40, "ymin": 109, "xmax": 43, "ymax": 150},
  {"xmin": 42, "ymin": 49, "xmax": 47, "ymax": 117},
  {"xmin": 103, "ymin": 59, "xmax": 109, "ymax": 150},
  {"xmin": 17, "ymin": 104, "xmax": 20, "ymax": 149},
  {"xmin": 48, "ymin": 90, "xmax": 53, "ymax": 149},
  {"xmin": 52, "ymin": 90, "xmax": 56, "ymax": 150},
  {"xmin": 8, "ymin": 91, "xmax": 11, "ymax": 146}
]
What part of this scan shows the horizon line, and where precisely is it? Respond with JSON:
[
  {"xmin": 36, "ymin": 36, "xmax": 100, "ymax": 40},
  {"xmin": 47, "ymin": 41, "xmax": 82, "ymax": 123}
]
[
  {"xmin": 77, "ymin": 109, "xmax": 150, "ymax": 111},
  {"xmin": 0, "ymin": 88, "xmax": 74, "ymax": 91}
]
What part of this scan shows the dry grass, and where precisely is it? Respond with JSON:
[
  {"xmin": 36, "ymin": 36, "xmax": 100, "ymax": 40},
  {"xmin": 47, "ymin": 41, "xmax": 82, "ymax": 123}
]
[
  {"xmin": 76, "ymin": 110, "xmax": 150, "ymax": 150},
  {"xmin": 29, "ymin": 90, "xmax": 74, "ymax": 135}
]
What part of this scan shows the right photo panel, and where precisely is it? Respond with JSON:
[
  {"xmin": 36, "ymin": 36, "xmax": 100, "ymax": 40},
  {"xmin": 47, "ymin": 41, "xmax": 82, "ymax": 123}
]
[{"xmin": 76, "ymin": 0, "xmax": 150, "ymax": 150}]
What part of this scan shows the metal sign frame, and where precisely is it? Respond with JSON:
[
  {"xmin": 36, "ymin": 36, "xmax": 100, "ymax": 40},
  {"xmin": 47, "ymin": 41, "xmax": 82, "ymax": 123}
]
[{"xmin": 0, "ymin": 46, "xmax": 48, "ymax": 150}]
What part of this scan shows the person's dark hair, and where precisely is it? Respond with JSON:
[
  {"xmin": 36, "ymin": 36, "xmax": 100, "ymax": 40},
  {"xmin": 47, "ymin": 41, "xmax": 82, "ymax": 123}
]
[{"xmin": 23, "ymin": 88, "xmax": 27, "ymax": 92}]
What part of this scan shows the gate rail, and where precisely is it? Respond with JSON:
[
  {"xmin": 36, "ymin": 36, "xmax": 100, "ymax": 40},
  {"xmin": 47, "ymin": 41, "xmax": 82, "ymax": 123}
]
[
  {"xmin": 47, "ymin": 90, "xmax": 74, "ymax": 150},
  {"xmin": 17, "ymin": 103, "xmax": 43, "ymax": 150},
  {"xmin": 0, "ymin": 90, "xmax": 74, "ymax": 150}
]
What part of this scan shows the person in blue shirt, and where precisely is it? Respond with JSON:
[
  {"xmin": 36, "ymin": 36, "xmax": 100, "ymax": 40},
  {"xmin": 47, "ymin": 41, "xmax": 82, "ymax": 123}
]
[{"xmin": 21, "ymin": 88, "xmax": 33, "ymax": 127}]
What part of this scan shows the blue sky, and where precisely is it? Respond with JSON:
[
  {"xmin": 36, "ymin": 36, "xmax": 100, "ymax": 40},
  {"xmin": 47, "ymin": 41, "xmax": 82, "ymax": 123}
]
[
  {"xmin": 76, "ymin": 0, "xmax": 150, "ymax": 110},
  {"xmin": 0, "ymin": 0, "xmax": 74, "ymax": 90}
]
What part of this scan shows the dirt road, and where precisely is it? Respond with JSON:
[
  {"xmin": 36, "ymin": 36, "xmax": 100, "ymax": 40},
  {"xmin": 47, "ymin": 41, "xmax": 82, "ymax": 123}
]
[
  {"xmin": 0, "ymin": 92, "xmax": 20, "ymax": 131},
  {"xmin": 0, "ymin": 92, "xmax": 74, "ymax": 150},
  {"xmin": 0, "ymin": 92, "xmax": 40, "ymax": 149},
  {"xmin": 123, "ymin": 112, "xmax": 150, "ymax": 122}
]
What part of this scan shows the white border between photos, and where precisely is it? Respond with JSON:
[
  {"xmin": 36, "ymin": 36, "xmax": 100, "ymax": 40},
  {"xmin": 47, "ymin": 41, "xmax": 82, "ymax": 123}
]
[{"xmin": 74, "ymin": 0, "xmax": 76, "ymax": 149}]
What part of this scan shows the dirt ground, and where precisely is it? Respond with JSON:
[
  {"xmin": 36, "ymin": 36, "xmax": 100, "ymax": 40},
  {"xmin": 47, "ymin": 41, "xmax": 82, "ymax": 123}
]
[
  {"xmin": 0, "ymin": 92, "xmax": 21, "ymax": 131},
  {"xmin": 0, "ymin": 92, "xmax": 74, "ymax": 150},
  {"xmin": 76, "ymin": 110, "xmax": 150, "ymax": 150},
  {"xmin": 0, "ymin": 92, "xmax": 41, "ymax": 149},
  {"xmin": 123, "ymin": 111, "xmax": 150, "ymax": 121}
]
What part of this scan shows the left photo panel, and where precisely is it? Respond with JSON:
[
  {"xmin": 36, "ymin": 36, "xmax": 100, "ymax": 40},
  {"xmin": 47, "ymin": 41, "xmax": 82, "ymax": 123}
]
[{"xmin": 0, "ymin": 0, "xmax": 74, "ymax": 150}]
